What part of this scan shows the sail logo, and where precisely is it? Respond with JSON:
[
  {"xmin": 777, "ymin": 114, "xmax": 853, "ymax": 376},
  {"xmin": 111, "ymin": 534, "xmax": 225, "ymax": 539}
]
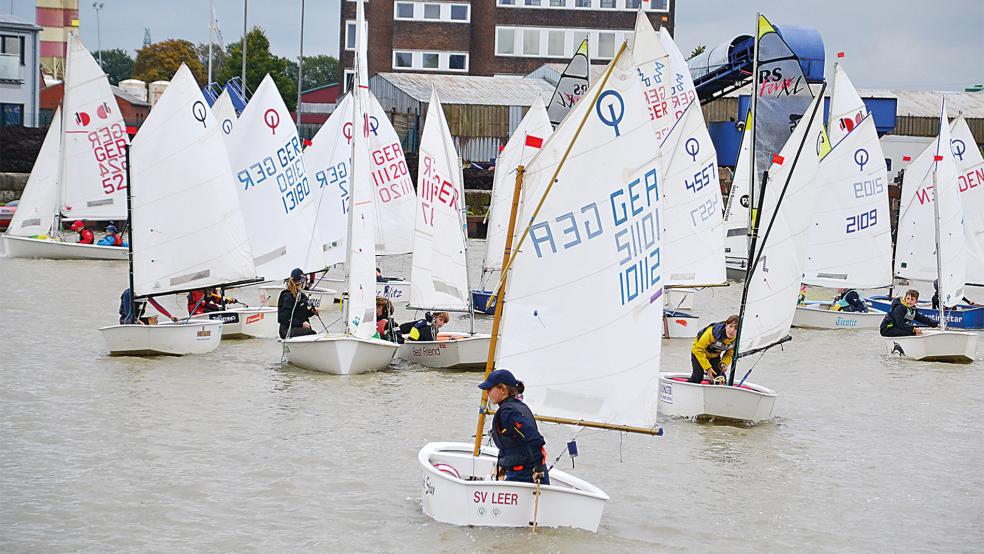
[
  {"xmin": 222, "ymin": 119, "xmax": 233, "ymax": 134},
  {"xmin": 343, "ymin": 116, "xmax": 380, "ymax": 143},
  {"xmin": 684, "ymin": 161, "xmax": 715, "ymax": 194},
  {"xmin": 684, "ymin": 138, "xmax": 700, "ymax": 162},
  {"xmin": 418, "ymin": 152, "xmax": 459, "ymax": 227},
  {"xmin": 191, "ymin": 101, "xmax": 208, "ymax": 128},
  {"xmin": 852, "ymin": 177, "xmax": 884, "ymax": 199},
  {"xmin": 90, "ymin": 123, "xmax": 128, "ymax": 195},
  {"xmin": 263, "ymin": 109, "xmax": 280, "ymax": 135},
  {"xmin": 951, "ymin": 139, "xmax": 966, "ymax": 161},
  {"xmin": 854, "ymin": 148, "xmax": 869, "ymax": 171},
  {"xmin": 596, "ymin": 90, "xmax": 625, "ymax": 137},
  {"xmin": 958, "ymin": 167, "xmax": 983, "ymax": 193}
]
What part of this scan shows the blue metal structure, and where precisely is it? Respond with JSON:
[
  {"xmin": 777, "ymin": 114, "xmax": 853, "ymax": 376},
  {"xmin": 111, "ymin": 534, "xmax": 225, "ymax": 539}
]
[{"xmin": 199, "ymin": 77, "xmax": 250, "ymax": 113}]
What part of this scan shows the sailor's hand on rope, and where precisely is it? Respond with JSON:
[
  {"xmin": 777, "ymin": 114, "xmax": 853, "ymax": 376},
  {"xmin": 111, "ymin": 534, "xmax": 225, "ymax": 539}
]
[
  {"xmin": 302, "ymin": 322, "xmax": 311, "ymax": 329},
  {"xmin": 532, "ymin": 464, "xmax": 546, "ymax": 483}
]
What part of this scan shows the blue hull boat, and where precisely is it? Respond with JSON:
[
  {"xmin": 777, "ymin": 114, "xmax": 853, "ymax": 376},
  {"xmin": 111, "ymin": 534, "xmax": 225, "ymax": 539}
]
[{"xmin": 866, "ymin": 295, "xmax": 984, "ymax": 329}]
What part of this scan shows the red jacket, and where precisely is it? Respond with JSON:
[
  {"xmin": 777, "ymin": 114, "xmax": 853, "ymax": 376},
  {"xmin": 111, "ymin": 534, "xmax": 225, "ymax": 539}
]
[{"xmin": 78, "ymin": 229, "xmax": 94, "ymax": 244}]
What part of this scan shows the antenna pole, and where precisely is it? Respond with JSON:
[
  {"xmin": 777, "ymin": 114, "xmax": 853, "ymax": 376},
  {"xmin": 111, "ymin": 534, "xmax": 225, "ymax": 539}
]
[
  {"xmin": 295, "ymin": 0, "xmax": 305, "ymax": 129},
  {"xmin": 240, "ymin": 0, "xmax": 248, "ymax": 89}
]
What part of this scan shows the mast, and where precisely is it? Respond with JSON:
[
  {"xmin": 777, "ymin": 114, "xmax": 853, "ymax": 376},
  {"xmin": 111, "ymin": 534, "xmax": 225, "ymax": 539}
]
[
  {"xmin": 459, "ymin": 156, "xmax": 476, "ymax": 335},
  {"xmin": 745, "ymin": 12, "xmax": 761, "ymax": 267},
  {"xmin": 124, "ymin": 144, "xmax": 135, "ymax": 322},
  {"xmin": 54, "ymin": 32, "xmax": 72, "ymax": 235},
  {"xmin": 931, "ymin": 100, "xmax": 947, "ymax": 330},
  {"xmin": 207, "ymin": 0, "xmax": 214, "ymax": 84}
]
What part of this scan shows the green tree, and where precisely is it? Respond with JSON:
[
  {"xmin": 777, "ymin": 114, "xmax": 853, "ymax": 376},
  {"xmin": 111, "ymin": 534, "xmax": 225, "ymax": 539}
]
[
  {"xmin": 687, "ymin": 44, "xmax": 706, "ymax": 61},
  {"xmin": 297, "ymin": 55, "xmax": 339, "ymax": 90},
  {"xmin": 196, "ymin": 42, "xmax": 228, "ymax": 84},
  {"xmin": 93, "ymin": 48, "xmax": 134, "ymax": 85},
  {"xmin": 133, "ymin": 39, "xmax": 207, "ymax": 84},
  {"xmin": 218, "ymin": 27, "xmax": 297, "ymax": 111}
]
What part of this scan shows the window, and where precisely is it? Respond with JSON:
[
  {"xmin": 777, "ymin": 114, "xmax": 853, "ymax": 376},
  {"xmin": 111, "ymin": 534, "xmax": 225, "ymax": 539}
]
[
  {"xmin": 343, "ymin": 70, "xmax": 355, "ymax": 92},
  {"xmin": 600, "ymin": 0, "xmax": 615, "ymax": 8},
  {"xmin": 522, "ymin": 29, "xmax": 540, "ymax": 56},
  {"xmin": 547, "ymin": 31, "xmax": 565, "ymax": 57},
  {"xmin": 450, "ymin": 4, "xmax": 469, "ymax": 20},
  {"xmin": 499, "ymin": 0, "xmax": 515, "ymax": 4},
  {"xmin": 626, "ymin": 0, "xmax": 640, "ymax": 7},
  {"xmin": 449, "ymin": 54, "xmax": 467, "ymax": 70},
  {"xmin": 394, "ymin": 52, "xmax": 413, "ymax": 68},
  {"xmin": 0, "ymin": 35, "xmax": 24, "ymax": 65},
  {"xmin": 550, "ymin": 0, "xmax": 566, "ymax": 5},
  {"xmin": 524, "ymin": 0, "xmax": 541, "ymax": 5},
  {"xmin": 575, "ymin": 0, "xmax": 590, "ymax": 6},
  {"xmin": 597, "ymin": 32, "xmax": 615, "ymax": 58},
  {"xmin": 1, "ymin": 103, "xmax": 24, "ymax": 126},
  {"xmin": 421, "ymin": 53, "xmax": 439, "ymax": 69},
  {"xmin": 498, "ymin": 0, "xmax": 668, "ymax": 9},
  {"xmin": 423, "ymin": 3, "xmax": 441, "ymax": 19},
  {"xmin": 344, "ymin": 21, "xmax": 368, "ymax": 51},
  {"xmin": 395, "ymin": 2, "xmax": 414, "ymax": 18},
  {"xmin": 496, "ymin": 28, "xmax": 515, "ymax": 55}
]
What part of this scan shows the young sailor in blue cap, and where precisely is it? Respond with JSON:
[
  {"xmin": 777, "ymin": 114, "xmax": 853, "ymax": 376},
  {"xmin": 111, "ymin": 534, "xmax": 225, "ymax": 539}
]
[{"xmin": 479, "ymin": 369, "xmax": 549, "ymax": 485}]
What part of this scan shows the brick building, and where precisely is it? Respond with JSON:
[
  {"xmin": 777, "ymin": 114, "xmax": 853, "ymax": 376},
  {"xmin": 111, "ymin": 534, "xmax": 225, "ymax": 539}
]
[
  {"xmin": 339, "ymin": 0, "xmax": 674, "ymax": 89},
  {"xmin": 40, "ymin": 81, "xmax": 150, "ymax": 132}
]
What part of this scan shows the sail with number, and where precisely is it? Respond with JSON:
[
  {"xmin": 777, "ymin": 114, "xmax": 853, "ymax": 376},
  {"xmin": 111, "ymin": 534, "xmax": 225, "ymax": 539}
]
[
  {"xmin": 631, "ymin": 12, "xmax": 697, "ymax": 144},
  {"xmin": 482, "ymin": 96, "xmax": 552, "ymax": 276},
  {"xmin": 303, "ymin": 92, "xmax": 352, "ymax": 267},
  {"xmin": 60, "ymin": 34, "xmax": 130, "ymax": 221},
  {"xmin": 226, "ymin": 75, "xmax": 323, "ymax": 280},
  {"xmin": 895, "ymin": 100, "xmax": 965, "ymax": 305},
  {"xmin": 410, "ymin": 89, "xmax": 469, "ymax": 311},
  {"xmin": 950, "ymin": 115, "xmax": 984, "ymax": 285},
  {"xmin": 827, "ymin": 64, "xmax": 867, "ymax": 146},
  {"xmin": 738, "ymin": 92, "xmax": 825, "ymax": 354},
  {"xmin": 496, "ymin": 43, "xmax": 664, "ymax": 429},
  {"xmin": 723, "ymin": 113, "xmax": 752, "ymax": 266},
  {"xmin": 129, "ymin": 64, "xmax": 255, "ymax": 297},
  {"xmin": 7, "ymin": 108, "xmax": 61, "ymax": 238},
  {"xmin": 546, "ymin": 39, "xmax": 590, "ymax": 127}
]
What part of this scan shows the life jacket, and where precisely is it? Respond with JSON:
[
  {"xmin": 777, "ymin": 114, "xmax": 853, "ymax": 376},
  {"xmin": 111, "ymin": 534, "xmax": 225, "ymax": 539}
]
[
  {"xmin": 111, "ymin": 233, "xmax": 123, "ymax": 246},
  {"xmin": 696, "ymin": 322, "xmax": 735, "ymax": 355},
  {"xmin": 491, "ymin": 396, "xmax": 546, "ymax": 470},
  {"xmin": 187, "ymin": 290, "xmax": 218, "ymax": 315},
  {"xmin": 78, "ymin": 229, "xmax": 94, "ymax": 244},
  {"xmin": 832, "ymin": 289, "xmax": 857, "ymax": 311},
  {"xmin": 400, "ymin": 318, "xmax": 435, "ymax": 342}
]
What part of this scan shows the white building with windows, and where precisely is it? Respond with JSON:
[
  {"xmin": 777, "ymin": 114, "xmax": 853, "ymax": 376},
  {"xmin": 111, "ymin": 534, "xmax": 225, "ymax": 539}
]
[{"xmin": 0, "ymin": 14, "xmax": 42, "ymax": 127}]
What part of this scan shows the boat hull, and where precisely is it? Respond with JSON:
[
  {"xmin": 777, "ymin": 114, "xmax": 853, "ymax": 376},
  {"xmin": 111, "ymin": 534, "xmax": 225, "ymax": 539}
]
[
  {"xmin": 282, "ymin": 334, "xmax": 398, "ymax": 374},
  {"xmin": 3, "ymin": 235, "xmax": 127, "ymax": 260},
  {"xmin": 258, "ymin": 285, "xmax": 336, "ymax": 309},
  {"xmin": 319, "ymin": 278, "xmax": 411, "ymax": 305},
  {"xmin": 98, "ymin": 321, "xmax": 223, "ymax": 356},
  {"xmin": 419, "ymin": 442, "xmax": 609, "ymax": 532},
  {"xmin": 663, "ymin": 310, "xmax": 707, "ymax": 339},
  {"xmin": 396, "ymin": 333, "xmax": 492, "ymax": 369},
  {"xmin": 189, "ymin": 307, "xmax": 278, "ymax": 339},
  {"xmin": 657, "ymin": 372, "xmax": 777, "ymax": 424},
  {"xmin": 883, "ymin": 330, "xmax": 978, "ymax": 363},
  {"xmin": 792, "ymin": 302, "xmax": 885, "ymax": 330},
  {"xmin": 867, "ymin": 296, "xmax": 984, "ymax": 329}
]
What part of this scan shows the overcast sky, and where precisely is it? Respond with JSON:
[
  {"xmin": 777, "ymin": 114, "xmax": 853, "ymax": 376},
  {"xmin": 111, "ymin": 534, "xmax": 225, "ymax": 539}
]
[{"xmin": 8, "ymin": 0, "xmax": 983, "ymax": 90}]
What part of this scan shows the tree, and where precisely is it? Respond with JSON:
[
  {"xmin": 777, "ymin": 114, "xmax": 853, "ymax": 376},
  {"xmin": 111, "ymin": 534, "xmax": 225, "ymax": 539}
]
[
  {"xmin": 687, "ymin": 45, "xmax": 707, "ymax": 61},
  {"xmin": 218, "ymin": 27, "xmax": 297, "ymax": 111},
  {"xmin": 299, "ymin": 55, "xmax": 339, "ymax": 90},
  {"xmin": 93, "ymin": 49, "xmax": 134, "ymax": 85},
  {"xmin": 133, "ymin": 39, "xmax": 207, "ymax": 85},
  {"xmin": 196, "ymin": 42, "xmax": 228, "ymax": 84}
]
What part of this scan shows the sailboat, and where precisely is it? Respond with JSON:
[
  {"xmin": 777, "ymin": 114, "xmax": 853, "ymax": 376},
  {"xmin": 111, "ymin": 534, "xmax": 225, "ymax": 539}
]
[
  {"xmin": 793, "ymin": 65, "xmax": 892, "ymax": 330},
  {"xmin": 658, "ymin": 83, "xmax": 828, "ymax": 424},
  {"xmin": 546, "ymin": 38, "xmax": 590, "ymax": 127},
  {"xmin": 420, "ymin": 40, "xmax": 663, "ymax": 532},
  {"xmin": 99, "ymin": 64, "xmax": 257, "ymax": 356},
  {"xmin": 471, "ymin": 96, "xmax": 553, "ymax": 315},
  {"xmin": 282, "ymin": 0, "xmax": 399, "ymax": 374},
  {"xmin": 880, "ymin": 99, "xmax": 977, "ymax": 362},
  {"xmin": 3, "ymin": 34, "xmax": 128, "ymax": 260},
  {"xmin": 723, "ymin": 113, "xmax": 752, "ymax": 279},
  {"xmin": 396, "ymin": 89, "xmax": 491, "ymax": 369}
]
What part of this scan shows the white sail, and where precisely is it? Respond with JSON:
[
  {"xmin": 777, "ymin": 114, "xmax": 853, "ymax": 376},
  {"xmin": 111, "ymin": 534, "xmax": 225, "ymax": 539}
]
[
  {"xmin": 344, "ymin": 0, "xmax": 378, "ymax": 338},
  {"xmin": 631, "ymin": 12, "xmax": 697, "ymax": 144},
  {"xmin": 950, "ymin": 115, "xmax": 984, "ymax": 285},
  {"xmin": 827, "ymin": 64, "xmax": 867, "ymax": 147},
  {"xmin": 546, "ymin": 38, "xmax": 590, "ymax": 127},
  {"xmin": 802, "ymin": 114, "xmax": 892, "ymax": 289},
  {"xmin": 723, "ymin": 115, "xmax": 752, "ymax": 264},
  {"xmin": 410, "ymin": 89, "xmax": 469, "ymax": 311},
  {"xmin": 130, "ymin": 64, "xmax": 255, "ymax": 297},
  {"xmin": 7, "ymin": 108, "xmax": 61, "ymax": 237},
  {"xmin": 933, "ymin": 101, "xmax": 966, "ymax": 305},
  {"xmin": 497, "ymin": 45, "xmax": 664, "ymax": 429},
  {"xmin": 659, "ymin": 101, "xmax": 726, "ymax": 285},
  {"xmin": 364, "ymin": 93, "xmax": 416, "ymax": 255},
  {"xmin": 739, "ymin": 93, "xmax": 826, "ymax": 354},
  {"xmin": 482, "ymin": 96, "xmax": 552, "ymax": 275},
  {"xmin": 303, "ymin": 92, "xmax": 352, "ymax": 267},
  {"xmin": 226, "ymin": 74, "xmax": 324, "ymax": 280},
  {"xmin": 59, "ymin": 34, "xmax": 129, "ymax": 221},
  {"xmin": 212, "ymin": 88, "xmax": 238, "ymax": 140}
]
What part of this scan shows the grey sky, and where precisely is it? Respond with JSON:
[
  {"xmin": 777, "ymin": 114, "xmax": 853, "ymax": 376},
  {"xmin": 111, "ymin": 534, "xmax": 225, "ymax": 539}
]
[{"xmin": 8, "ymin": 0, "xmax": 983, "ymax": 90}]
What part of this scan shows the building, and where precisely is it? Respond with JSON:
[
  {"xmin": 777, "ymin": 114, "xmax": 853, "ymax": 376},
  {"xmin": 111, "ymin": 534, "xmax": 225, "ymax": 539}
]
[
  {"xmin": 291, "ymin": 82, "xmax": 341, "ymax": 139},
  {"xmin": 0, "ymin": 14, "xmax": 42, "ymax": 127},
  {"xmin": 39, "ymin": 81, "xmax": 150, "ymax": 132},
  {"xmin": 339, "ymin": 0, "xmax": 674, "ymax": 89},
  {"xmin": 35, "ymin": 0, "xmax": 79, "ymax": 80}
]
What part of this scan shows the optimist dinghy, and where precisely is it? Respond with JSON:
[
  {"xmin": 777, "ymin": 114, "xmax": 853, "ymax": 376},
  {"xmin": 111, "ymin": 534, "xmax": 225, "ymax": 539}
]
[
  {"xmin": 99, "ymin": 64, "xmax": 258, "ymax": 356},
  {"xmin": 659, "ymin": 24, "xmax": 827, "ymax": 424},
  {"xmin": 421, "ymin": 36, "xmax": 663, "ymax": 532}
]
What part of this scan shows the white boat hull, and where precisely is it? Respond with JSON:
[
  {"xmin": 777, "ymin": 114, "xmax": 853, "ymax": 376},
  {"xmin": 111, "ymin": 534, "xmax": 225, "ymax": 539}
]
[
  {"xmin": 283, "ymin": 334, "xmax": 398, "ymax": 374},
  {"xmin": 258, "ymin": 285, "xmax": 337, "ymax": 309},
  {"xmin": 419, "ymin": 442, "xmax": 609, "ymax": 532},
  {"xmin": 665, "ymin": 288, "xmax": 696, "ymax": 310},
  {"xmin": 657, "ymin": 372, "xmax": 777, "ymax": 424},
  {"xmin": 792, "ymin": 302, "xmax": 885, "ymax": 330},
  {"xmin": 99, "ymin": 321, "xmax": 223, "ymax": 356},
  {"xmin": 3, "ymin": 235, "xmax": 127, "ymax": 260},
  {"xmin": 396, "ymin": 333, "xmax": 492, "ymax": 369},
  {"xmin": 663, "ymin": 312, "xmax": 708, "ymax": 339},
  {"xmin": 189, "ymin": 307, "xmax": 278, "ymax": 339},
  {"xmin": 883, "ymin": 330, "xmax": 978, "ymax": 363}
]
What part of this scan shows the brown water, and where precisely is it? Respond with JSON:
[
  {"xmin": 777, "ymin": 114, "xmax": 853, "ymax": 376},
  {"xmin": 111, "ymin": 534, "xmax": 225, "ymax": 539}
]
[{"xmin": 1, "ymin": 242, "xmax": 982, "ymax": 553}]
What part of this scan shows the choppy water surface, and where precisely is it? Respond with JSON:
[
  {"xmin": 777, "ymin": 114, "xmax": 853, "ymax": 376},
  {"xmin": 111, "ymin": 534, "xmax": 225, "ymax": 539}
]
[{"xmin": 1, "ymin": 243, "xmax": 982, "ymax": 553}]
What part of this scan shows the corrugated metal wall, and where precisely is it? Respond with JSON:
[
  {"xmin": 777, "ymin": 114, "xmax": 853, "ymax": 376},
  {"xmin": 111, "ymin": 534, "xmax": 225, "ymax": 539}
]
[
  {"xmin": 701, "ymin": 97, "xmax": 739, "ymax": 123},
  {"xmin": 895, "ymin": 116, "xmax": 984, "ymax": 144}
]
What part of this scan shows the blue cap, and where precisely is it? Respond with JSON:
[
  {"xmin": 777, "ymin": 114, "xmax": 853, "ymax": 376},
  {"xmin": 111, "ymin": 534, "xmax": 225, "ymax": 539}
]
[
  {"xmin": 290, "ymin": 268, "xmax": 305, "ymax": 282},
  {"xmin": 106, "ymin": 224, "xmax": 118, "ymax": 233},
  {"xmin": 478, "ymin": 369, "xmax": 519, "ymax": 390}
]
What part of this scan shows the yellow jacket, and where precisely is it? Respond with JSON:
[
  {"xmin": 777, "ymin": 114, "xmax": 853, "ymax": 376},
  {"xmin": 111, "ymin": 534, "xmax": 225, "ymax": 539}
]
[{"xmin": 691, "ymin": 323, "xmax": 735, "ymax": 372}]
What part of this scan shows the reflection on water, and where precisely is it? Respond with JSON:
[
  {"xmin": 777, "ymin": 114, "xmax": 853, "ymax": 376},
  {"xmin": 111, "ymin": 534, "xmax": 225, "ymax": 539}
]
[{"xmin": 1, "ymin": 244, "xmax": 982, "ymax": 552}]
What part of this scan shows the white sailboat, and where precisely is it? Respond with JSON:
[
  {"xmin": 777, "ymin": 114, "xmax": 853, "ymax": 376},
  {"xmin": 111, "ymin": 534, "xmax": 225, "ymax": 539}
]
[
  {"xmin": 212, "ymin": 88, "xmax": 238, "ymax": 144},
  {"xmin": 950, "ymin": 115, "xmax": 984, "ymax": 286},
  {"xmin": 794, "ymin": 67, "xmax": 892, "ymax": 329},
  {"xmin": 421, "ymin": 41, "xmax": 663, "ymax": 532},
  {"xmin": 99, "ymin": 64, "xmax": 257, "ymax": 356},
  {"xmin": 472, "ymin": 96, "xmax": 552, "ymax": 315},
  {"xmin": 397, "ymin": 89, "xmax": 491, "ymax": 369},
  {"xmin": 282, "ymin": 0, "xmax": 399, "ymax": 374},
  {"xmin": 659, "ymin": 89, "xmax": 828, "ymax": 424},
  {"xmin": 723, "ymin": 113, "xmax": 752, "ymax": 278},
  {"xmin": 885, "ymin": 99, "xmax": 977, "ymax": 363},
  {"xmin": 3, "ymin": 34, "xmax": 128, "ymax": 260}
]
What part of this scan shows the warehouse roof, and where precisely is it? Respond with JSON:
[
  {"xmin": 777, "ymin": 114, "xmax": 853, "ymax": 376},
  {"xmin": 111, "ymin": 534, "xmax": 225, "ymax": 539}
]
[{"xmin": 373, "ymin": 73, "xmax": 554, "ymax": 106}]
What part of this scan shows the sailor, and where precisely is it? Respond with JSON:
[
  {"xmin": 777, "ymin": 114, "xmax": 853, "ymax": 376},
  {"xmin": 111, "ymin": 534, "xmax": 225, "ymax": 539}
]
[
  {"xmin": 375, "ymin": 296, "xmax": 402, "ymax": 343},
  {"xmin": 278, "ymin": 268, "xmax": 319, "ymax": 339},
  {"xmin": 931, "ymin": 279, "xmax": 978, "ymax": 310},
  {"xmin": 118, "ymin": 288, "xmax": 176, "ymax": 325},
  {"xmin": 187, "ymin": 288, "xmax": 230, "ymax": 315},
  {"xmin": 880, "ymin": 289, "xmax": 938, "ymax": 337},
  {"xmin": 689, "ymin": 315, "xmax": 738, "ymax": 384},
  {"xmin": 479, "ymin": 369, "xmax": 549, "ymax": 485},
  {"xmin": 96, "ymin": 224, "xmax": 125, "ymax": 247},
  {"xmin": 832, "ymin": 288, "xmax": 868, "ymax": 313},
  {"xmin": 400, "ymin": 311, "xmax": 449, "ymax": 342},
  {"xmin": 71, "ymin": 220, "xmax": 94, "ymax": 244},
  {"xmin": 376, "ymin": 267, "xmax": 385, "ymax": 283}
]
